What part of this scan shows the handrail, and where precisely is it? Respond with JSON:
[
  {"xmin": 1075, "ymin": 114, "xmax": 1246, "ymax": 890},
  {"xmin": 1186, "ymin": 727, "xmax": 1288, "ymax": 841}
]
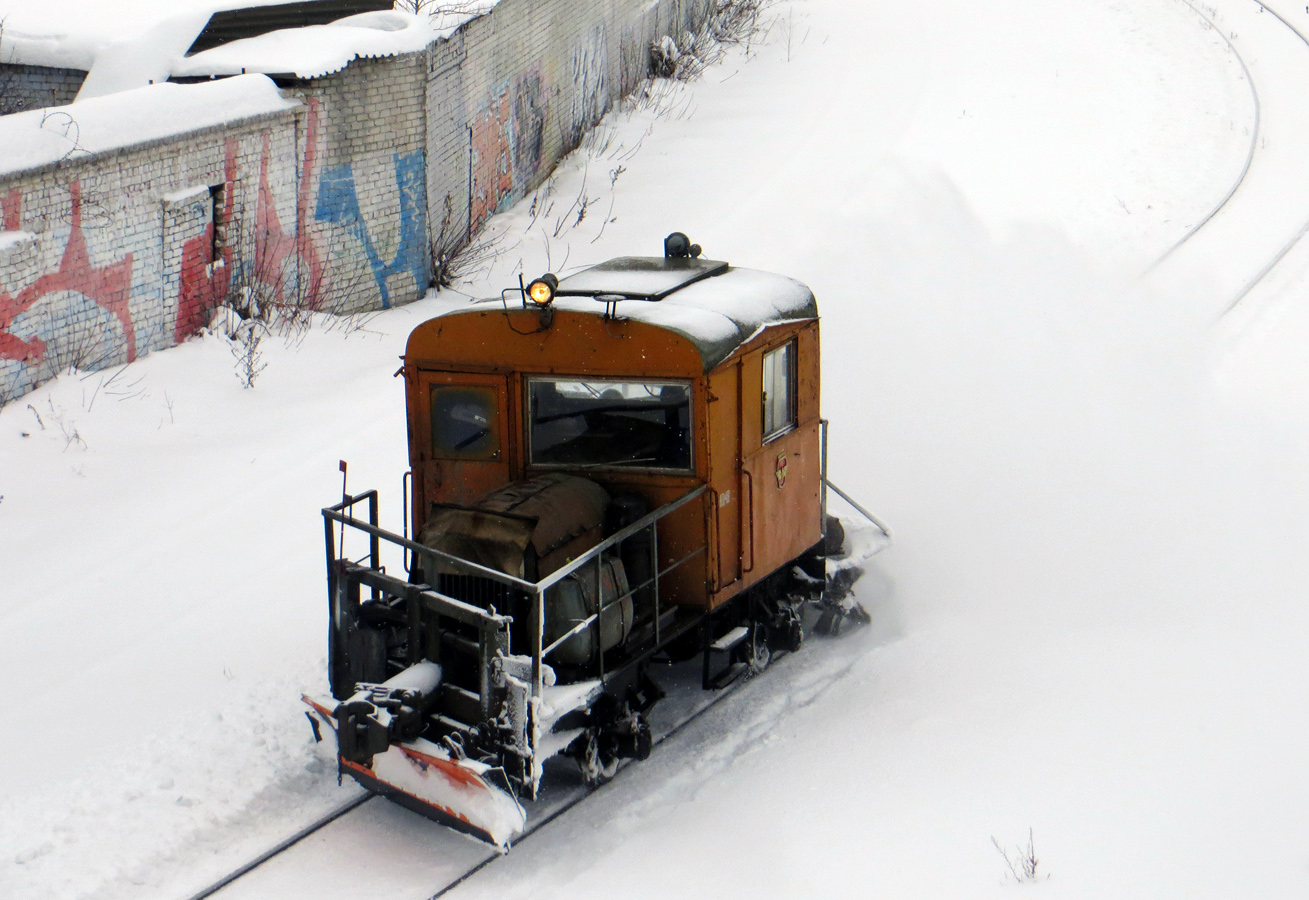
[
  {"xmin": 326, "ymin": 483, "xmax": 712, "ymax": 707},
  {"xmin": 824, "ymin": 479, "xmax": 893, "ymax": 541},
  {"xmin": 533, "ymin": 485, "xmax": 707, "ymax": 591},
  {"xmin": 323, "ymin": 505, "xmax": 538, "ymax": 592},
  {"xmin": 543, "ymin": 613, "xmax": 598, "ymax": 657},
  {"xmin": 324, "ymin": 484, "xmax": 707, "ymax": 596},
  {"xmin": 541, "ymin": 542, "xmax": 706, "ymax": 659},
  {"xmin": 741, "ymin": 469, "xmax": 755, "ymax": 573}
]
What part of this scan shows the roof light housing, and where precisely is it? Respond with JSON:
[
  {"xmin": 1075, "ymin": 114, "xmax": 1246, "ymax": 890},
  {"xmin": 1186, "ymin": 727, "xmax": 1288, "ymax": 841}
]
[
  {"xmin": 526, "ymin": 273, "xmax": 558, "ymax": 307},
  {"xmin": 664, "ymin": 232, "xmax": 702, "ymax": 259}
]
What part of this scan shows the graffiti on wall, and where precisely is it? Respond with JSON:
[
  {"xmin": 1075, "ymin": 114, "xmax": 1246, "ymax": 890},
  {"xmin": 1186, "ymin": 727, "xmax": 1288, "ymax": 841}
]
[
  {"xmin": 174, "ymin": 103, "xmax": 325, "ymax": 342},
  {"xmin": 470, "ymin": 73, "xmax": 545, "ymax": 232},
  {"xmin": 314, "ymin": 149, "xmax": 428, "ymax": 308},
  {"xmin": 0, "ymin": 182, "xmax": 135, "ymax": 368},
  {"xmin": 2, "ymin": 188, "xmax": 19, "ymax": 230},
  {"xmin": 172, "ymin": 139, "xmax": 237, "ymax": 342},
  {"xmin": 1, "ymin": 89, "xmax": 433, "ymax": 402},
  {"xmin": 1, "ymin": 121, "xmax": 308, "ymax": 398},
  {"xmin": 570, "ymin": 25, "xmax": 609, "ymax": 140}
]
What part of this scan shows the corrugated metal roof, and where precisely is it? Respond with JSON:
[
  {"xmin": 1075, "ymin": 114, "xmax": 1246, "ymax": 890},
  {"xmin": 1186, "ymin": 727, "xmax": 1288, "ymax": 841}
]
[{"xmin": 186, "ymin": 0, "xmax": 394, "ymax": 54}]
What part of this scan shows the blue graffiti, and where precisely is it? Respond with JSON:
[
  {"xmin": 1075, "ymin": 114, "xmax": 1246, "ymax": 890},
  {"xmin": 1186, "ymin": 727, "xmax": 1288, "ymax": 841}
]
[{"xmin": 315, "ymin": 151, "xmax": 428, "ymax": 308}]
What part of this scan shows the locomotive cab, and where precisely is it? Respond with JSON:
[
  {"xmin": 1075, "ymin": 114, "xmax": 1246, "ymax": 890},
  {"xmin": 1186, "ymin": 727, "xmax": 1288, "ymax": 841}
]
[
  {"xmin": 405, "ymin": 253, "xmax": 824, "ymax": 609},
  {"xmin": 306, "ymin": 237, "xmax": 889, "ymax": 846}
]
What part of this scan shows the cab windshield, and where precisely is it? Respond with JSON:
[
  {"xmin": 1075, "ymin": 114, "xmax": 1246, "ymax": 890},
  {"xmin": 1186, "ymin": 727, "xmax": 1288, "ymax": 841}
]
[{"xmin": 528, "ymin": 378, "xmax": 692, "ymax": 470}]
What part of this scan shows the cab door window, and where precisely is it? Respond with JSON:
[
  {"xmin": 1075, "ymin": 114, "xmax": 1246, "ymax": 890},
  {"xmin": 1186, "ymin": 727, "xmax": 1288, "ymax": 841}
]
[
  {"xmin": 762, "ymin": 342, "xmax": 795, "ymax": 441},
  {"xmin": 430, "ymin": 385, "xmax": 500, "ymax": 460}
]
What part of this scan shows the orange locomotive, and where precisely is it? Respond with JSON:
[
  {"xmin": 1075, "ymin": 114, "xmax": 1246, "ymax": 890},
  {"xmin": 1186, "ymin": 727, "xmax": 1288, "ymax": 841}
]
[{"xmin": 305, "ymin": 234, "xmax": 889, "ymax": 846}]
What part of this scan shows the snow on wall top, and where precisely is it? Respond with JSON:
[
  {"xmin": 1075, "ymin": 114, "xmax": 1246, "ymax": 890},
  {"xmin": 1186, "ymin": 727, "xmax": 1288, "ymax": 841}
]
[
  {"xmin": 0, "ymin": 74, "xmax": 299, "ymax": 177},
  {"xmin": 0, "ymin": 2, "xmax": 495, "ymax": 100}
]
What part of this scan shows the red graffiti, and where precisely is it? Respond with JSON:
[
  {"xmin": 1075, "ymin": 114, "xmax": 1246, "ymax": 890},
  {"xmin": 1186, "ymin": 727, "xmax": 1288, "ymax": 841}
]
[
  {"xmin": 174, "ymin": 103, "xmax": 325, "ymax": 342},
  {"xmin": 296, "ymin": 98, "xmax": 324, "ymax": 305},
  {"xmin": 174, "ymin": 138, "xmax": 237, "ymax": 342},
  {"xmin": 256, "ymin": 116, "xmax": 324, "ymax": 308},
  {"xmin": 2, "ymin": 188, "xmax": 19, "ymax": 231},
  {"xmin": 470, "ymin": 91, "xmax": 515, "ymax": 233},
  {"xmin": 0, "ymin": 181, "xmax": 135, "ymax": 363}
]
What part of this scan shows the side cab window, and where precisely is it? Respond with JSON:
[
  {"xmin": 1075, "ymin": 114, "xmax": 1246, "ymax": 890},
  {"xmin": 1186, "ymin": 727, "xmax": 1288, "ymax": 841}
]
[{"xmin": 762, "ymin": 341, "xmax": 796, "ymax": 441}]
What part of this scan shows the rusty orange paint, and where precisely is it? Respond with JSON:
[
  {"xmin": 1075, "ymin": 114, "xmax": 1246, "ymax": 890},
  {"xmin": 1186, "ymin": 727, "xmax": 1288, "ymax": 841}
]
[
  {"xmin": 340, "ymin": 759, "xmax": 479, "ymax": 828},
  {"xmin": 404, "ymin": 308, "xmax": 823, "ymax": 609},
  {"xmin": 399, "ymin": 745, "xmax": 490, "ymax": 792}
]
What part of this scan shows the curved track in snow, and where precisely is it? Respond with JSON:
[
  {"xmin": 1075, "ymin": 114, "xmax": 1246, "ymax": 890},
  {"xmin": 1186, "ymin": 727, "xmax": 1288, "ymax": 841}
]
[
  {"xmin": 1218, "ymin": 1, "xmax": 1309, "ymax": 316},
  {"xmin": 1151, "ymin": 0, "xmax": 1261, "ymax": 268},
  {"xmin": 1149, "ymin": 0, "xmax": 1309, "ymax": 322},
  {"xmin": 188, "ymin": 6, "xmax": 1306, "ymax": 896}
]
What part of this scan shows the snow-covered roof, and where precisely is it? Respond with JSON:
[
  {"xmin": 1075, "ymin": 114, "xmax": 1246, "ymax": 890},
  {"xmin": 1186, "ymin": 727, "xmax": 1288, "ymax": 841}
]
[
  {"xmin": 552, "ymin": 264, "xmax": 819, "ymax": 370},
  {"xmin": 0, "ymin": 74, "xmax": 299, "ymax": 178},
  {"xmin": 435, "ymin": 262, "xmax": 818, "ymax": 372},
  {"xmin": 173, "ymin": 11, "xmax": 438, "ymax": 81},
  {"xmin": 0, "ymin": 2, "xmax": 493, "ymax": 101}
]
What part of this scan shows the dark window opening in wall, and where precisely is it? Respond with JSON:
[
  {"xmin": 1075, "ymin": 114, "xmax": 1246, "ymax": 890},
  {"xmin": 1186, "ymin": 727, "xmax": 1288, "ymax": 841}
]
[{"xmin": 209, "ymin": 183, "xmax": 228, "ymax": 261}]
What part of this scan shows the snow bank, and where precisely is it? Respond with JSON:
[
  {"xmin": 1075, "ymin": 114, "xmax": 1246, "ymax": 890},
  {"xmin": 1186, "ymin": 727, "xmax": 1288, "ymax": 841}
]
[
  {"xmin": 0, "ymin": 75, "xmax": 298, "ymax": 177},
  {"xmin": 74, "ymin": 13, "xmax": 213, "ymax": 100},
  {"xmin": 0, "ymin": 2, "xmax": 496, "ymax": 100}
]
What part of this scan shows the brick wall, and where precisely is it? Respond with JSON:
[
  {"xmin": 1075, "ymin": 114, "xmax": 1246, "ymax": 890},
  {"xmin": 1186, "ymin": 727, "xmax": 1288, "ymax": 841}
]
[
  {"xmin": 433, "ymin": 0, "xmax": 708, "ymax": 240},
  {"xmin": 0, "ymin": 0, "xmax": 710, "ymax": 404},
  {"xmin": 0, "ymin": 64, "xmax": 87, "ymax": 115},
  {"xmin": 292, "ymin": 53, "xmax": 431, "ymax": 314},
  {"xmin": 0, "ymin": 110, "xmax": 301, "ymax": 400}
]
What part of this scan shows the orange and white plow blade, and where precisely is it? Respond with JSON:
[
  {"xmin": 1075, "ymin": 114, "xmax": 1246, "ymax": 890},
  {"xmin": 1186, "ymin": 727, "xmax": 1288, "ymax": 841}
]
[{"xmin": 303, "ymin": 696, "xmax": 527, "ymax": 847}]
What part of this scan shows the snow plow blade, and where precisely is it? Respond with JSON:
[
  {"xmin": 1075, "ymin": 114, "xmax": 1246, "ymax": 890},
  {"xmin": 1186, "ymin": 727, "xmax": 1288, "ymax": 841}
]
[{"xmin": 303, "ymin": 695, "xmax": 527, "ymax": 847}]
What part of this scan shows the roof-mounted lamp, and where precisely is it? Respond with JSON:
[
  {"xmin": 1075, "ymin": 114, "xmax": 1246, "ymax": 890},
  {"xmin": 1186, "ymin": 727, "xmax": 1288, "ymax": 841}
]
[
  {"xmin": 664, "ymin": 232, "xmax": 702, "ymax": 259},
  {"xmin": 526, "ymin": 273, "xmax": 558, "ymax": 307}
]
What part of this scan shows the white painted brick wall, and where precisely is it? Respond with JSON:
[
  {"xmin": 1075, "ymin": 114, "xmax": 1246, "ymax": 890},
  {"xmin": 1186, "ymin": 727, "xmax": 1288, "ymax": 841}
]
[{"xmin": 0, "ymin": 0, "xmax": 710, "ymax": 403}]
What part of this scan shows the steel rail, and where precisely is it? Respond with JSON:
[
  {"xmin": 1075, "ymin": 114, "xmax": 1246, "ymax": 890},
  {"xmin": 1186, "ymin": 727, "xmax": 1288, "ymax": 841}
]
[
  {"xmin": 1154, "ymin": 0, "xmax": 1309, "ymax": 319},
  {"xmin": 1218, "ymin": 0, "xmax": 1309, "ymax": 318},
  {"xmin": 1149, "ymin": 0, "xmax": 1261, "ymax": 270},
  {"xmin": 182, "ymin": 792, "xmax": 372, "ymax": 900},
  {"xmin": 183, "ymin": 663, "xmax": 748, "ymax": 900}
]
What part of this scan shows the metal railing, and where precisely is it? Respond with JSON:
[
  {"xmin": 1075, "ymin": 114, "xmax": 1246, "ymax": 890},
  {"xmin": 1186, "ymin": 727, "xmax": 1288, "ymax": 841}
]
[
  {"xmin": 819, "ymin": 419, "xmax": 893, "ymax": 540},
  {"xmin": 323, "ymin": 485, "xmax": 708, "ymax": 703}
]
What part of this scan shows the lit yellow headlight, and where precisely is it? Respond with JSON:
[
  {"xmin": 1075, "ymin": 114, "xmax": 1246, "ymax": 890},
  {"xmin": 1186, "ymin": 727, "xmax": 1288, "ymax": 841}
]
[{"xmin": 528, "ymin": 280, "xmax": 553, "ymax": 305}]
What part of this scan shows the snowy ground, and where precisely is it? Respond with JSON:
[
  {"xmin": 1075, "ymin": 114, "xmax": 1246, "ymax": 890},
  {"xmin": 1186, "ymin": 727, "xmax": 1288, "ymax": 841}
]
[{"xmin": 3, "ymin": 0, "xmax": 1309, "ymax": 898}]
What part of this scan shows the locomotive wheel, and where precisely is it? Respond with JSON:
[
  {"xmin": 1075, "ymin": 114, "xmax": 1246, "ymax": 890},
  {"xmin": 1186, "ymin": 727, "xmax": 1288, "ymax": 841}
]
[{"xmin": 580, "ymin": 729, "xmax": 618, "ymax": 787}]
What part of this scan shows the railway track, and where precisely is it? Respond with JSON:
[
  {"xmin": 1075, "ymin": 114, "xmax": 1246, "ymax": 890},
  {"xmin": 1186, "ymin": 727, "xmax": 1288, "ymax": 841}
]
[
  {"xmin": 186, "ymin": 655, "xmax": 754, "ymax": 900},
  {"xmin": 178, "ymin": 7, "xmax": 1309, "ymax": 898},
  {"xmin": 1156, "ymin": 0, "xmax": 1309, "ymax": 324},
  {"xmin": 1219, "ymin": 0, "xmax": 1309, "ymax": 318},
  {"xmin": 1152, "ymin": 0, "xmax": 1261, "ymax": 269}
]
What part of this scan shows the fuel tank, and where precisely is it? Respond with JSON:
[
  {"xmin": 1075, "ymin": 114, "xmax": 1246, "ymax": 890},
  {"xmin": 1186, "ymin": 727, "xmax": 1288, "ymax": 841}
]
[{"xmin": 417, "ymin": 474, "xmax": 634, "ymax": 665}]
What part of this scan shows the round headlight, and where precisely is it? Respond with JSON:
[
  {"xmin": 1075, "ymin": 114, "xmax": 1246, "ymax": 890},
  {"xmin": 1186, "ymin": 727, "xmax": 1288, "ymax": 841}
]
[{"xmin": 527, "ymin": 273, "xmax": 558, "ymax": 306}]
